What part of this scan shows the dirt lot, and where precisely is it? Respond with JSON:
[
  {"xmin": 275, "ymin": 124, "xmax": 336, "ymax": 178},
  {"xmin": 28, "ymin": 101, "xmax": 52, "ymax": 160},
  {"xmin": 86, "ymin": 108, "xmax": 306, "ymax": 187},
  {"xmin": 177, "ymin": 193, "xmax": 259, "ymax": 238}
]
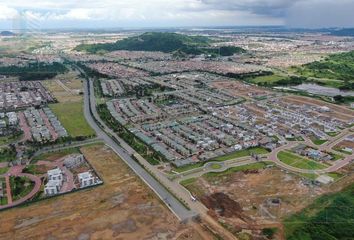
[
  {"xmin": 212, "ymin": 81, "xmax": 272, "ymax": 99},
  {"xmin": 334, "ymin": 137, "xmax": 354, "ymax": 151},
  {"xmin": 44, "ymin": 71, "xmax": 83, "ymax": 103},
  {"xmin": 0, "ymin": 144, "xmax": 208, "ymax": 240},
  {"xmin": 185, "ymin": 167, "xmax": 330, "ymax": 239},
  {"xmin": 193, "ymin": 168, "xmax": 326, "ymax": 218}
]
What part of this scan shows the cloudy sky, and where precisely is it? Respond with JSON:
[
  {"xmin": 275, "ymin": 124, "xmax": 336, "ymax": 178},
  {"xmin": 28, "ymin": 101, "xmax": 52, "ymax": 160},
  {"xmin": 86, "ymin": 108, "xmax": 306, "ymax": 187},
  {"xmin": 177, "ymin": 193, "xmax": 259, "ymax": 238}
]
[{"xmin": 0, "ymin": 0, "xmax": 353, "ymax": 29}]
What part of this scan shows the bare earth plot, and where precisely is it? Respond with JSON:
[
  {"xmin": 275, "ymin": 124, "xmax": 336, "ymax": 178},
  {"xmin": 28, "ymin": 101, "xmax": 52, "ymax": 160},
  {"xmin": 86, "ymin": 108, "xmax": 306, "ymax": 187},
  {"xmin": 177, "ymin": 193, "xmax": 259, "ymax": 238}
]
[
  {"xmin": 43, "ymin": 73, "xmax": 95, "ymax": 138},
  {"xmin": 0, "ymin": 144, "xmax": 208, "ymax": 240},
  {"xmin": 183, "ymin": 165, "xmax": 328, "ymax": 239}
]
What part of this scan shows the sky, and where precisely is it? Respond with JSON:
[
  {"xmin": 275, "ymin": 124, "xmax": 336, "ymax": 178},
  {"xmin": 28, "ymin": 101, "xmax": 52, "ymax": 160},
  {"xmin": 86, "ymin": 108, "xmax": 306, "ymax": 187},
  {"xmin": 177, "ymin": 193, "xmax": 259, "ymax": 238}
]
[{"xmin": 0, "ymin": 0, "xmax": 353, "ymax": 30}]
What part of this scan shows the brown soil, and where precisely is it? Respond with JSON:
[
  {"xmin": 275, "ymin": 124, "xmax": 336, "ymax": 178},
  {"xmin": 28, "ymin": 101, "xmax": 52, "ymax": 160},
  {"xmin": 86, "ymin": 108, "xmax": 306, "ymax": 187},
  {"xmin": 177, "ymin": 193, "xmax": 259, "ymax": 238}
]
[
  {"xmin": 0, "ymin": 144, "xmax": 208, "ymax": 240},
  {"xmin": 201, "ymin": 192, "xmax": 250, "ymax": 223}
]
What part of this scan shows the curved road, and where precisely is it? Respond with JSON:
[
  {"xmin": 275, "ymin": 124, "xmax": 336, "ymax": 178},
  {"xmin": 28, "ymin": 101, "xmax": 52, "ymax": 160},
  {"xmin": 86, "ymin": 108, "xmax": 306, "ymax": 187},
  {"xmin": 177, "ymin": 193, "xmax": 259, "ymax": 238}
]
[
  {"xmin": 0, "ymin": 172, "xmax": 41, "ymax": 210},
  {"xmin": 267, "ymin": 142, "xmax": 354, "ymax": 174}
]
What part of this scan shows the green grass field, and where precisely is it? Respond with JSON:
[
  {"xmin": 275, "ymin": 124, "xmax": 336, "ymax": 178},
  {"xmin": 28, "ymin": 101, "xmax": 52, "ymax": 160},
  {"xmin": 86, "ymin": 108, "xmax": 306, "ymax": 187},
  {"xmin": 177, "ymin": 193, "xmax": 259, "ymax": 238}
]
[
  {"xmin": 311, "ymin": 138, "xmax": 328, "ymax": 146},
  {"xmin": 0, "ymin": 167, "xmax": 9, "ymax": 175},
  {"xmin": 204, "ymin": 162, "xmax": 273, "ymax": 180},
  {"xmin": 173, "ymin": 147, "xmax": 269, "ymax": 173},
  {"xmin": 180, "ymin": 178, "xmax": 197, "ymax": 187},
  {"xmin": 49, "ymin": 102, "xmax": 95, "ymax": 138},
  {"xmin": 174, "ymin": 162, "xmax": 204, "ymax": 173},
  {"xmin": 284, "ymin": 183, "xmax": 354, "ymax": 240},
  {"xmin": 278, "ymin": 151, "xmax": 328, "ymax": 170},
  {"xmin": 210, "ymin": 163, "xmax": 222, "ymax": 170}
]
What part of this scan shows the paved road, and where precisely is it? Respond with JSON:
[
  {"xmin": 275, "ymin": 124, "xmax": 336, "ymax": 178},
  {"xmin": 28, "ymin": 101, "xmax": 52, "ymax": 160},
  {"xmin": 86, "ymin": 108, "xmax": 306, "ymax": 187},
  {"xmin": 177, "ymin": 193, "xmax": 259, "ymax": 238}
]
[
  {"xmin": 80, "ymin": 75, "xmax": 238, "ymax": 239},
  {"xmin": 267, "ymin": 141, "xmax": 354, "ymax": 174},
  {"xmin": 31, "ymin": 138, "xmax": 103, "ymax": 159},
  {"xmin": 82, "ymin": 78, "xmax": 197, "ymax": 221},
  {"xmin": 176, "ymin": 159, "xmax": 257, "ymax": 183}
]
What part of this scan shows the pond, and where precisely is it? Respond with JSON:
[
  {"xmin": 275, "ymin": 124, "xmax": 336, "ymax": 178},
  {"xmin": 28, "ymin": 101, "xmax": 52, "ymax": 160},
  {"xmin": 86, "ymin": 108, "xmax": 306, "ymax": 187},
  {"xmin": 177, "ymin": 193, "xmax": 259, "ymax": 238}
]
[{"xmin": 292, "ymin": 83, "xmax": 354, "ymax": 97}]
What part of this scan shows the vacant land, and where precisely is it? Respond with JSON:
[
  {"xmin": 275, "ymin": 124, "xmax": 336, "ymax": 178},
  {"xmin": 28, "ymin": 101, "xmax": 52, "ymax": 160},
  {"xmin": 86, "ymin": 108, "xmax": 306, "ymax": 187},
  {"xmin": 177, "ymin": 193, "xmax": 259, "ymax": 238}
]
[
  {"xmin": 43, "ymin": 72, "xmax": 83, "ymax": 103},
  {"xmin": 278, "ymin": 151, "xmax": 328, "ymax": 170},
  {"xmin": 49, "ymin": 102, "xmax": 95, "ymax": 138},
  {"xmin": 183, "ymin": 164, "xmax": 326, "ymax": 239},
  {"xmin": 44, "ymin": 72, "xmax": 95, "ymax": 138},
  {"xmin": 31, "ymin": 147, "xmax": 81, "ymax": 163},
  {"xmin": 0, "ymin": 144, "xmax": 208, "ymax": 240},
  {"xmin": 285, "ymin": 183, "xmax": 354, "ymax": 240}
]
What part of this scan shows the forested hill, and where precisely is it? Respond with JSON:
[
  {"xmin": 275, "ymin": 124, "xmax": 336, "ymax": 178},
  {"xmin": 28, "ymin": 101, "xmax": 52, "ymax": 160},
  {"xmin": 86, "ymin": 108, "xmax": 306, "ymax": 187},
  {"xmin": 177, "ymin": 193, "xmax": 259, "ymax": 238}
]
[{"xmin": 75, "ymin": 32, "xmax": 245, "ymax": 56}]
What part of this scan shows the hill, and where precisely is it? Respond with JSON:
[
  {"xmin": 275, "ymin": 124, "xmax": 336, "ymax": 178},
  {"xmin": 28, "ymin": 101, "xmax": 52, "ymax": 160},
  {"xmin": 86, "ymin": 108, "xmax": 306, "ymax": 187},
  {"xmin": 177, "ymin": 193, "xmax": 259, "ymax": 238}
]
[
  {"xmin": 75, "ymin": 32, "xmax": 245, "ymax": 56},
  {"xmin": 0, "ymin": 31, "xmax": 15, "ymax": 36},
  {"xmin": 329, "ymin": 28, "xmax": 354, "ymax": 37},
  {"xmin": 295, "ymin": 50, "xmax": 354, "ymax": 90}
]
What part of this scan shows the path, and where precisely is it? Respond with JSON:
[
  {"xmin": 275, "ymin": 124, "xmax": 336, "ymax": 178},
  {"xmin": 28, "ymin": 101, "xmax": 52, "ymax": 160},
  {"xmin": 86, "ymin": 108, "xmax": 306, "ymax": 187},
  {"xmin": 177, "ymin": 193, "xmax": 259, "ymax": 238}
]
[{"xmin": 5, "ymin": 176, "xmax": 12, "ymax": 205}]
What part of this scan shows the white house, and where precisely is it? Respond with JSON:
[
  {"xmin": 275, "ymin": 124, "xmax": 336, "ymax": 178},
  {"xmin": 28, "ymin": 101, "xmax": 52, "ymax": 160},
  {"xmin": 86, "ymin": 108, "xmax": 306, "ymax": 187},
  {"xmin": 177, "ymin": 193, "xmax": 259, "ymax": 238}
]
[
  {"xmin": 48, "ymin": 168, "xmax": 63, "ymax": 181},
  {"xmin": 78, "ymin": 171, "xmax": 95, "ymax": 188},
  {"xmin": 44, "ymin": 179, "xmax": 63, "ymax": 195},
  {"xmin": 45, "ymin": 168, "xmax": 64, "ymax": 196}
]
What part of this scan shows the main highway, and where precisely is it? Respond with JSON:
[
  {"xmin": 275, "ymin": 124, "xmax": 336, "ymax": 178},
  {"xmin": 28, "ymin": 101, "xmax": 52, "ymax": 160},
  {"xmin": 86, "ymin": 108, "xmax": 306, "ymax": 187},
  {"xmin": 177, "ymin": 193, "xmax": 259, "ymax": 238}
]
[
  {"xmin": 81, "ymin": 74, "xmax": 197, "ymax": 221},
  {"xmin": 78, "ymin": 69, "xmax": 239, "ymax": 239}
]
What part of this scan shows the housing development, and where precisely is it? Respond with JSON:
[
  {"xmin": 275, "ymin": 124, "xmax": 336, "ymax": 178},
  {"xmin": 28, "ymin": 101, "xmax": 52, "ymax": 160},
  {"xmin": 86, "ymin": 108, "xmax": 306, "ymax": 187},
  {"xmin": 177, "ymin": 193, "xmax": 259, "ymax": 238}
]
[{"xmin": 0, "ymin": 27, "xmax": 353, "ymax": 240}]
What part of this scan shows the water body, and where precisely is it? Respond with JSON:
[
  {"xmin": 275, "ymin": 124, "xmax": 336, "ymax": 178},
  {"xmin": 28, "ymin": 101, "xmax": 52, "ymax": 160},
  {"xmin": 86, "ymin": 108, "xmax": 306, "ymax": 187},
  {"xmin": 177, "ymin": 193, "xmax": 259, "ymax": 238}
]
[{"xmin": 292, "ymin": 83, "xmax": 354, "ymax": 97}]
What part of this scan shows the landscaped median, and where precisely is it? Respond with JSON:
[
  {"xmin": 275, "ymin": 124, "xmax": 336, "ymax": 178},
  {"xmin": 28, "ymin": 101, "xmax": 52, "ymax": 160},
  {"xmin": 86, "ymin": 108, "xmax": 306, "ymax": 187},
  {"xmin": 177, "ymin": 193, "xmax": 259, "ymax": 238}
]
[
  {"xmin": 180, "ymin": 162, "xmax": 274, "ymax": 188},
  {"xmin": 173, "ymin": 147, "xmax": 270, "ymax": 173},
  {"xmin": 277, "ymin": 151, "xmax": 328, "ymax": 170}
]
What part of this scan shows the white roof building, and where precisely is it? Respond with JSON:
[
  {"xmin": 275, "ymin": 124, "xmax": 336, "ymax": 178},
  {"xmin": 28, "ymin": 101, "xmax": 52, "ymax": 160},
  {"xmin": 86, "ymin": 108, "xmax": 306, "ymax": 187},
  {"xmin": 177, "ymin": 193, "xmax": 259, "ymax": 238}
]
[
  {"xmin": 78, "ymin": 171, "xmax": 96, "ymax": 188},
  {"xmin": 48, "ymin": 168, "xmax": 64, "ymax": 181}
]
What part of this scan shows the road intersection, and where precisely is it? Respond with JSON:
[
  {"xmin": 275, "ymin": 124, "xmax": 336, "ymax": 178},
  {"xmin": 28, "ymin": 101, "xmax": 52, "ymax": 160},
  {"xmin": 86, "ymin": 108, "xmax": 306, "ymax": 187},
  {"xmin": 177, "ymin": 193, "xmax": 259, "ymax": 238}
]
[{"xmin": 73, "ymin": 61, "xmax": 353, "ymax": 240}]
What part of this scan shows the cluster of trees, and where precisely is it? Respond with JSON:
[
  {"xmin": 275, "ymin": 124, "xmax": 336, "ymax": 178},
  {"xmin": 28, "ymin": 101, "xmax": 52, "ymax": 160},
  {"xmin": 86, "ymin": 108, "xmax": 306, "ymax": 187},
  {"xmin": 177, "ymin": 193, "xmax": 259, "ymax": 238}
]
[
  {"xmin": 75, "ymin": 32, "xmax": 209, "ymax": 53},
  {"xmin": 97, "ymin": 104, "xmax": 163, "ymax": 165},
  {"xmin": 285, "ymin": 183, "xmax": 354, "ymax": 240},
  {"xmin": 75, "ymin": 32, "xmax": 246, "ymax": 57},
  {"xmin": 333, "ymin": 95, "xmax": 354, "ymax": 104},
  {"xmin": 0, "ymin": 146, "xmax": 17, "ymax": 162},
  {"xmin": 0, "ymin": 62, "xmax": 67, "ymax": 80},
  {"xmin": 256, "ymin": 75, "xmax": 307, "ymax": 87},
  {"xmin": 226, "ymin": 70, "xmax": 273, "ymax": 80}
]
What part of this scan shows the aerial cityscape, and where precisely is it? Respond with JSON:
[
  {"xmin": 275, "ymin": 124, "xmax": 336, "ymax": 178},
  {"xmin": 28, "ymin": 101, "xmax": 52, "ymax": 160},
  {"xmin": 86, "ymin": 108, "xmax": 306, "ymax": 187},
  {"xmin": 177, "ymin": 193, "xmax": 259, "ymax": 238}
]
[{"xmin": 0, "ymin": 1, "xmax": 353, "ymax": 240}]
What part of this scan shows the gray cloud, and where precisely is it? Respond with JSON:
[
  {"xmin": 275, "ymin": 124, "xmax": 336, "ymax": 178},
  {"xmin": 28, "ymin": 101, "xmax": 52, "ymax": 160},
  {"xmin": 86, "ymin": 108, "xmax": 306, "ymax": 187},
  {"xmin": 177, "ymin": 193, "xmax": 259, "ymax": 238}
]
[
  {"xmin": 287, "ymin": 0, "xmax": 354, "ymax": 28},
  {"xmin": 0, "ymin": 0, "xmax": 353, "ymax": 28},
  {"xmin": 200, "ymin": 0, "xmax": 300, "ymax": 17}
]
